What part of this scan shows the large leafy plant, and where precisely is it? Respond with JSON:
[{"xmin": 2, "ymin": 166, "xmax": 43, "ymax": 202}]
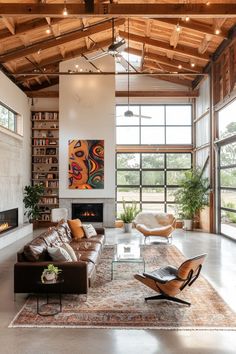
[
  {"xmin": 23, "ymin": 184, "xmax": 44, "ymax": 222},
  {"xmin": 174, "ymin": 169, "xmax": 209, "ymax": 220},
  {"xmin": 120, "ymin": 199, "xmax": 139, "ymax": 223}
]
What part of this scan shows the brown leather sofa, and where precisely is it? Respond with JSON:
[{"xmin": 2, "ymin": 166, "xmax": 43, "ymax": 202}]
[{"xmin": 14, "ymin": 221, "xmax": 105, "ymax": 295}]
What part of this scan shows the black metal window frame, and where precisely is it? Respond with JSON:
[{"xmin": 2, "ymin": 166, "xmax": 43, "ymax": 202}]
[
  {"xmin": 116, "ymin": 152, "xmax": 192, "ymax": 216},
  {"xmin": 116, "ymin": 103, "xmax": 193, "ymax": 145},
  {"xmin": 217, "ymin": 137, "xmax": 236, "ymax": 236},
  {"xmin": 0, "ymin": 101, "xmax": 17, "ymax": 133}
]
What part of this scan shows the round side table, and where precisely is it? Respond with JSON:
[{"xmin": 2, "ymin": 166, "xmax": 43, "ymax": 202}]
[{"xmin": 36, "ymin": 278, "xmax": 64, "ymax": 316}]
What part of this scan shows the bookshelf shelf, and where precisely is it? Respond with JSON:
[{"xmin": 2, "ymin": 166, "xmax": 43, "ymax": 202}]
[{"xmin": 32, "ymin": 111, "xmax": 59, "ymax": 223}]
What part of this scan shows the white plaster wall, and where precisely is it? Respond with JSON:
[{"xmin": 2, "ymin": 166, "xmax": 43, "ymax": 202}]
[
  {"xmin": 31, "ymin": 98, "xmax": 59, "ymax": 111},
  {"xmin": 59, "ymin": 56, "xmax": 116, "ymax": 199},
  {"xmin": 0, "ymin": 72, "xmax": 31, "ymax": 225}
]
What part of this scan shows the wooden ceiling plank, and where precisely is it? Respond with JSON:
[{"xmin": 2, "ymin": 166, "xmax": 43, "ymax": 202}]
[
  {"xmin": 2, "ymin": 17, "xmax": 15, "ymax": 35},
  {"xmin": 120, "ymin": 30, "xmax": 209, "ymax": 62},
  {"xmin": 126, "ymin": 46, "xmax": 202, "ymax": 73},
  {"xmin": 0, "ymin": 18, "xmax": 125, "ymax": 63},
  {"xmin": 0, "ymin": 18, "xmax": 65, "ymax": 41},
  {"xmin": 12, "ymin": 38, "xmax": 113, "ymax": 75},
  {"xmin": 143, "ymin": 70, "xmax": 193, "ymax": 87},
  {"xmin": 0, "ymin": 4, "xmax": 236, "ymax": 17},
  {"xmin": 153, "ymin": 19, "xmax": 228, "ymax": 39}
]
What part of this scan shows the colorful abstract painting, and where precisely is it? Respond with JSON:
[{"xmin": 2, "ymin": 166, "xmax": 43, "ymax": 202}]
[{"xmin": 68, "ymin": 140, "xmax": 104, "ymax": 189}]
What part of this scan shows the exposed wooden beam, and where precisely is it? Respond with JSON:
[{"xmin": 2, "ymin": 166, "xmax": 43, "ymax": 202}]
[
  {"xmin": 2, "ymin": 17, "xmax": 15, "ymax": 35},
  {"xmin": 13, "ymin": 38, "xmax": 112, "ymax": 75},
  {"xmin": 153, "ymin": 19, "xmax": 228, "ymax": 39},
  {"xmin": 143, "ymin": 66, "xmax": 193, "ymax": 87},
  {"xmin": 120, "ymin": 31, "xmax": 209, "ymax": 62},
  {"xmin": 144, "ymin": 60, "xmax": 195, "ymax": 82},
  {"xmin": 0, "ymin": 18, "xmax": 125, "ymax": 63},
  {"xmin": 0, "ymin": 4, "xmax": 236, "ymax": 18},
  {"xmin": 0, "ymin": 18, "xmax": 65, "ymax": 41},
  {"xmin": 25, "ymin": 89, "xmax": 199, "ymax": 98},
  {"xmin": 126, "ymin": 47, "xmax": 202, "ymax": 73},
  {"xmin": 20, "ymin": 77, "xmax": 59, "ymax": 91},
  {"xmin": 25, "ymin": 90, "xmax": 59, "ymax": 98},
  {"xmin": 116, "ymin": 90, "xmax": 199, "ymax": 98}
]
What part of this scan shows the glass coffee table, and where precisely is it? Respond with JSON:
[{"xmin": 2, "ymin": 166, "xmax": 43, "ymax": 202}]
[{"xmin": 111, "ymin": 243, "xmax": 145, "ymax": 280}]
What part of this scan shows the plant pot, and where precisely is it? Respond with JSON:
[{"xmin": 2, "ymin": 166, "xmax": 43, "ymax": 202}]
[
  {"xmin": 183, "ymin": 219, "xmax": 193, "ymax": 231},
  {"xmin": 123, "ymin": 223, "xmax": 132, "ymax": 233},
  {"xmin": 44, "ymin": 271, "xmax": 57, "ymax": 282}
]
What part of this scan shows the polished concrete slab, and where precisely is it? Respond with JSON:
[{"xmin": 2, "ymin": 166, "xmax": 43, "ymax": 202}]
[{"xmin": 0, "ymin": 228, "xmax": 235, "ymax": 354}]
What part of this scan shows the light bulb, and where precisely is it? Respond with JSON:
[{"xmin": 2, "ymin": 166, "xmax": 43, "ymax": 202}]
[
  {"xmin": 185, "ymin": 16, "xmax": 190, "ymax": 22},
  {"xmin": 176, "ymin": 24, "xmax": 181, "ymax": 33},
  {"xmin": 178, "ymin": 64, "xmax": 182, "ymax": 69},
  {"xmin": 191, "ymin": 62, "xmax": 195, "ymax": 68},
  {"xmin": 46, "ymin": 27, "xmax": 51, "ymax": 34},
  {"xmin": 215, "ymin": 28, "xmax": 220, "ymax": 35},
  {"xmin": 63, "ymin": 6, "xmax": 68, "ymax": 16}
]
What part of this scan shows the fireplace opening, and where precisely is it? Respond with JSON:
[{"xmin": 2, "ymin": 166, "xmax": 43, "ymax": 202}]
[
  {"xmin": 72, "ymin": 203, "xmax": 103, "ymax": 223},
  {"xmin": 0, "ymin": 208, "xmax": 18, "ymax": 235}
]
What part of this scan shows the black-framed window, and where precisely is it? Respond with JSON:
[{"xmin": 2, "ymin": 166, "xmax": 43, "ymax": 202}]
[
  {"xmin": 219, "ymin": 141, "xmax": 236, "ymax": 239},
  {"xmin": 116, "ymin": 152, "xmax": 192, "ymax": 217},
  {"xmin": 116, "ymin": 104, "xmax": 192, "ymax": 145},
  {"xmin": 0, "ymin": 102, "xmax": 17, "ymax": 133}
]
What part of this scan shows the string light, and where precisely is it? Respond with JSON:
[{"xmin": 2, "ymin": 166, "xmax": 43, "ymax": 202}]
[
  {"xmin": 46, "ymin": 27, "xmax": 51, "ymax": 34},
  {"xmin": 215, "ymin": 28, "xmax": 221, "ymax": 35},
  {"xmin": 176, "ymin": 24, "xmax": 181, "ymax": 33},
  {"xmin": 191, "ymin": 62, "xmax": 196, "ymax": 68},
  {"xmin": 178, "ymin": 64, "xmax": 182, "ymax": 69},
  {"xmin": 185, "ymin": 16, "xmax": 190, "ymax": 22},
  {"xmin": 63, "ymin": 1, "xmax": 68, "ymax": 16}
]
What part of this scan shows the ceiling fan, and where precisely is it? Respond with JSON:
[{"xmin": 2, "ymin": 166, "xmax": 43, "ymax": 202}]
[
  {"xmin": 117, "ymin": 19, "xmax": 151, "ymax": 119},
  {"xmin": 89, "ymin": 18, "xmax": 126, "ymax": 61}
]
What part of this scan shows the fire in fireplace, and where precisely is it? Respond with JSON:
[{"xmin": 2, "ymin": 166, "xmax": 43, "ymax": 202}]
[
  {"xmin": 0, "ymin": 208, "xmax": 18, "ymax": 235},
  {"xmin": 72, "ymin": 203, "xmax": 103, "ymax": 223}
]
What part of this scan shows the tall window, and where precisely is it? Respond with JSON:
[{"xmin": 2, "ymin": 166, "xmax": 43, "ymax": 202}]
[
  {"xmin": 116, "ymin": 104, "xmax": 192, "ymax": 145},
  {"xmin": 0, "ymin": 102, "xmax": 17, "ymax": 133},
  {"xmin": 116, "ymin": 152, "xmax": 192, "ymax": 217},
  {"xmin": 217, "ymin": 99, "xmax": 236, "ymax": 239}
]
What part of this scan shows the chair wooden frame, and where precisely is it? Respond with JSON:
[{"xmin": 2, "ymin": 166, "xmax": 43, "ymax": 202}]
[{"xmin": 134, "ymin": 253, "xmax": 207, "ymax": 306}]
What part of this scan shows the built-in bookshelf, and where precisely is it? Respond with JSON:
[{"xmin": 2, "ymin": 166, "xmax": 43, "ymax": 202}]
[{"xmin": 31, "ymin": 111, "xmax": 59, "ymax": 223}]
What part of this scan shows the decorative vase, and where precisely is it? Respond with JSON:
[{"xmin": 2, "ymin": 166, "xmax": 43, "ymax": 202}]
[
  {"xmin": 124, "ymin": 223, "xmax": 132, "ymax": 233},
  {"xmin": 183, "ymin": 219, "xmax": 193, "ymax": 231}
]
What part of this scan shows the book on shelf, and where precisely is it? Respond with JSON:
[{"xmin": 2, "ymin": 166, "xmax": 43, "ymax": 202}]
[{"xmin": 32, "ymin": 112, "xmax": 58, "ymax": 121}]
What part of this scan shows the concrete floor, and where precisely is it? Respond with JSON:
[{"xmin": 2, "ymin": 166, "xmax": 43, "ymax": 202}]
[{"xmin": 0, "ymin": 228, "xmax": 236, "ymax": 354}]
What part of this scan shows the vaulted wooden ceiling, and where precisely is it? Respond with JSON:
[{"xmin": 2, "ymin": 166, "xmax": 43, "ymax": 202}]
[{"xmin": 0, "ymin": 1, "xmax": 236, "ymax": 94}]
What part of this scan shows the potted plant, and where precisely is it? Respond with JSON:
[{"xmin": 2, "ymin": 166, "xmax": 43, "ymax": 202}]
[
  {"xmin": 174, "ymin": 169, "xmax": 209, "ymax": 230},
  {"xmin": 23, "ymin": 184, "xmax": 44, "ymax": 223},
  {"xmin": 120, "ymin": 199, "xmax": 139, "ymax": 233},
  {"xmin": 41, "ymin": 264, "xmax": 62, "ymax": 283}
]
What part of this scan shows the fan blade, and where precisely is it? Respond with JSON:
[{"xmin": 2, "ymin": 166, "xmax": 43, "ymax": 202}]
[
  {"xmin": 89, "ymin": 51, "xmax": 109, "ymax": 61},
  {"xmin": 133, "ymin": 114, "xmax": 152, "ymax": 119}
]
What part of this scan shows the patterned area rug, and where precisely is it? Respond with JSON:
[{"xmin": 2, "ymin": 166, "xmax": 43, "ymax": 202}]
[{"xmin": 10, "ymin": 245, "xmax": 236, "ymax": 329}]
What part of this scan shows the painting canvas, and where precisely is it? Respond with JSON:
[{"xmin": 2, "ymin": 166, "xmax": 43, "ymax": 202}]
[{"xmin": 68, "ymin": 140, "xmax": 104, "ymax": 189}]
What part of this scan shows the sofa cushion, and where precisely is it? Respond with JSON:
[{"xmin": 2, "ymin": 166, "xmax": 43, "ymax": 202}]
[
  {"xmin": 68, "ymin": 219, "xmax": 85, "ymax": 240},
  {"xmin": 57, "ymin": 220, "xmax": 72, "ymax": 241},
  {"xmin": 83, "ymin": 224, "xmax": 97, "ymax": 238},
  {"xmin": 61, "ymin": 243, "xmax": 78, "ymax": 261},
  {"xmin": 23, "ymin": 237, "xmax": 48, "ymax": 262},
  {"xmin": 41, "ymin": 227, "xmax": 63, "ymax": 247},
  {"xmin": 71, "ymin": 240, "xmax": 101, "ymax": 253},
  {"xmin": 56, "ymin": 225, "xmax": 71, "ymax": 244},
  {"xmin": 47, "ymin": 246, "xmax": 72, "ymax": 262}
]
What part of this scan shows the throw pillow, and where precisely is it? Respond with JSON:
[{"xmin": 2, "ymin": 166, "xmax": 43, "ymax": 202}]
[
  {"xmin": 47, "ymin": 246, "xmax": 72, "ymax": 262},
  {"xmin": 68, "ymin": 219, "xmax": 85, "ymax": 240},
  {"xmin": 82, "ymin": 224, "xmax": 97, "ymax": 238},
  {"xmin": 61, "ymin": 243, "xmax": 77, "ymax": 261}
]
